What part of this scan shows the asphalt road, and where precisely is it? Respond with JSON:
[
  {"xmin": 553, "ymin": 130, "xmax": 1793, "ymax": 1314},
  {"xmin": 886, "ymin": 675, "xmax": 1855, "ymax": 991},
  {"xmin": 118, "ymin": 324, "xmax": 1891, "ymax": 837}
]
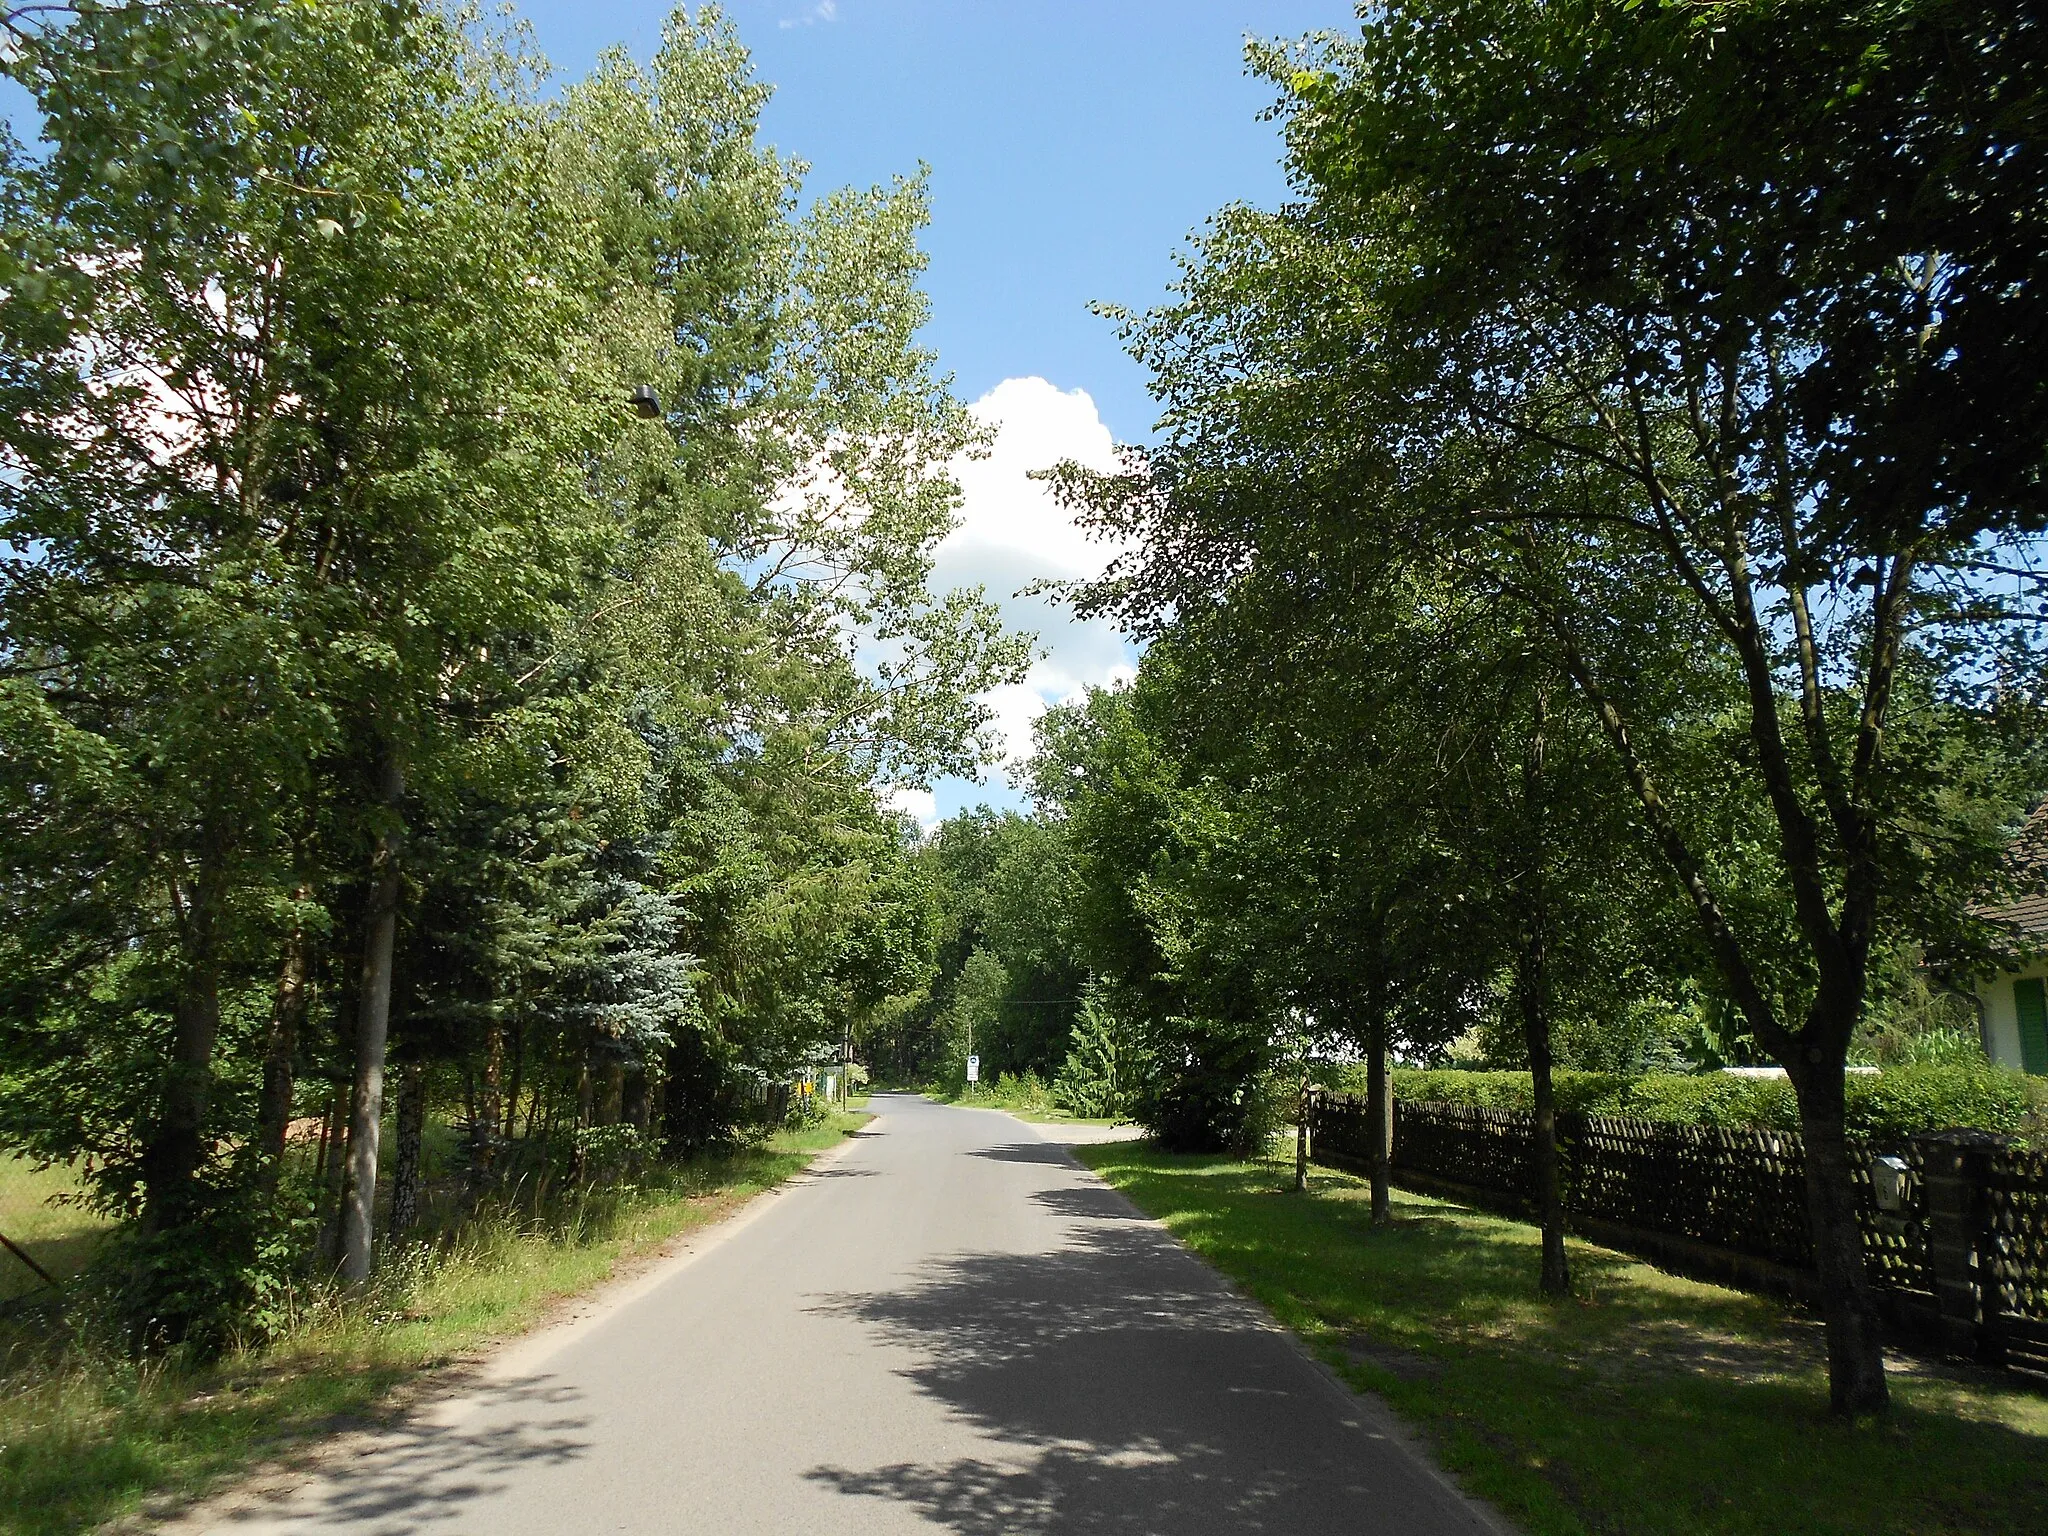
[{"xmin": 198, "ymin": 1093, "xmax": 1500, "ymax": 1535}]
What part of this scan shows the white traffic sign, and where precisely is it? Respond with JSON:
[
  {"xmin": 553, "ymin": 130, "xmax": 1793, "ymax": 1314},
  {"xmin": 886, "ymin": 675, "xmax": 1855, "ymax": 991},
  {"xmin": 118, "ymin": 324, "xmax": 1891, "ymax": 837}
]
[{"xmin": 966, "ymin": 1055, "xmax": 980, "ymax": 1083}]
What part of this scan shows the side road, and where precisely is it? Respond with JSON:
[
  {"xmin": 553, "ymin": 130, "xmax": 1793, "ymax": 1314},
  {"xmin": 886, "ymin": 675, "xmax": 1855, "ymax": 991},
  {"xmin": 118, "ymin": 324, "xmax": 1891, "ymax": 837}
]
[{"xmin": 179, "ymin": 1094, "xmax": 1505, "ymax": 1535}]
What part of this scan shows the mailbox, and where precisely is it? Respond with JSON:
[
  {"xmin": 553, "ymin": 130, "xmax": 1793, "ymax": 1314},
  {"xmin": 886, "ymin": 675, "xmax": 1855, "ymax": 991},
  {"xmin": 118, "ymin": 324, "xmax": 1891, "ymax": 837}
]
[{"xmin": 1871, "ymin": 1154, "xmax": 1911, "ymax": 1214}]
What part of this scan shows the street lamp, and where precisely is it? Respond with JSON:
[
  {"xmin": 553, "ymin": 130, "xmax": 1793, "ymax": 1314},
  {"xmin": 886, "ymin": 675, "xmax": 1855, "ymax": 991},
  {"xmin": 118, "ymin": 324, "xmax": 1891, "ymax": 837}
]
[{"xmin": 629, "ymin": 384, "xmax": 664, "ymax": 419}]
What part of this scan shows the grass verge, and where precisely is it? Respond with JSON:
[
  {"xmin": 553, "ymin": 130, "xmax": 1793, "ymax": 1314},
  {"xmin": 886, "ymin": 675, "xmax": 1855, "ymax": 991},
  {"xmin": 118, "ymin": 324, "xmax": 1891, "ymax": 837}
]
[
  {"xmin": 0, "ymin": 1156, "xmax": 111, "ymax": 1305},
  {"xmin": 0, "ymin": 1114, "xmax": 867, "ymax": 1536},
  {"xmin": 913, "ymin": 1076, "xmax": 1120, "ymax": 1124},
  {"xmin": 1075, "ymin": 1141, "xmax": 2048, "ymax": 1536},
  {"xmin": 997, "ymin": 1108, "xmax": 1122, "ymax": 1127}
]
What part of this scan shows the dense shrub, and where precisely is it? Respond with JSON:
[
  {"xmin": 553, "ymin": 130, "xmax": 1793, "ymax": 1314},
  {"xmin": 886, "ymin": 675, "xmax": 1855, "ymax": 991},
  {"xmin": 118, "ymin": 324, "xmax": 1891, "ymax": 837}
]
[
  {"xmin": 1376, "ymin": 1068, "xmax": 1636, "ymax": 1116},
  {"xmin": 1378, "ymin": 1065, "xmax": 2048, "ymax": 1140},
  {"xmin": 94, "ymin": 1175, "xmax": 319, "ymax": 1354},
  {"xmin": 1133, "ymin": 1015, "xmax": 1270, "ymax": 1153},
  {"xmin": 974, "ymin": 1071, "xmax": 1059, "ymax": 1114},
  {"xmin": 660, "ymin": 1028, "xmax": 765, "ymax": 1156},
  {"xmin": 1844, "ymin": 1066, "xmax": 2046, "ymax": 1141}
]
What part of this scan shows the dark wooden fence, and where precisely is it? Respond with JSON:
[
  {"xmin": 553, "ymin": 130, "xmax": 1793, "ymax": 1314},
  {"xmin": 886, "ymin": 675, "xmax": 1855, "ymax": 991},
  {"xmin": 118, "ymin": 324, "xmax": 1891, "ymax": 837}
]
[{"xmin": 1306, "ymin": 1091, "xmax": 2048, "ymax": 1374}]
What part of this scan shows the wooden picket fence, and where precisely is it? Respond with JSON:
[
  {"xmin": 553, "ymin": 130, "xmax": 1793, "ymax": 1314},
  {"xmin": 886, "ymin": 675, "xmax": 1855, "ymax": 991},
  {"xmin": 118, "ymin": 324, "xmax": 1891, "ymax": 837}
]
[{"xmin": 1305, "ymin": 1091, "xmax": 2047, "ymax": 1373}]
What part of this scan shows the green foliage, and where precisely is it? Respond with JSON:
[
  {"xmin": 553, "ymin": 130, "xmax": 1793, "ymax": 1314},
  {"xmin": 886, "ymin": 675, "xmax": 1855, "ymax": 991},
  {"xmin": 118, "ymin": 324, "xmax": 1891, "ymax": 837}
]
[
  {"xmin": 1844, "ymin": 1065, "xmax": 2047, "ymax": 1143},
  {"xmin": 1854, "ymin": 945, "xmax": 1988, "ymax": 1067},
  {"xmin": 571, "ymin": 1125, "xmax": 657, "ymax": 1184},
  {"xmin": 1053, "ymin": 994, "xmax": 1142, "ymax": 1119},
  {"xmin": 879, "ymin": 809, "xmax": 1088, "ymax": 1084},
  {"xmin": 1888, "ymin": 1028, "xmax": 1989, "ymax": 1069},
  {"xmin": 1130, "ymin": 1014, "xmax": 1272, "ymax": 1155},
  {"xmin": 1386, "ymin": 1066, "xmax": 2045, "ymax": 1141},
  {"xmin": 964, "ymin": 1072, "xmax": 1059, "ymax": 1115},
  {"xmin": 0, "ymin": 0, "xmax": 1017, "ymax": 1344},
  {"xmin": 75, "ymin": 1175, "xmax": 321, "ymax": 1356},
  {"xmin": 1040, "ymin": 0, "xmax": 2048, "ymax": 1408}
]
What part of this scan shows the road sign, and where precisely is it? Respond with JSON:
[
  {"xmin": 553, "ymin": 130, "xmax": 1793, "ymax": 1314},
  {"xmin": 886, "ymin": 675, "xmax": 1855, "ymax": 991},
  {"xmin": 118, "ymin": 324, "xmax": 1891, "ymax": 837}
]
[{"xmin": 966, "ymin": 1055, "xmax": 980, "ymax": 1083}]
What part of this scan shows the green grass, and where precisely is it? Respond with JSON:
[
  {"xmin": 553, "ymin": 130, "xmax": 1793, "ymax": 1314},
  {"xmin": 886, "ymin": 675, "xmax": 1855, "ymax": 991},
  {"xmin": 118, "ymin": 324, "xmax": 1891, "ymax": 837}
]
[
  {"xmin": 1075, "ymin": 1141, "xmax": 2048, "ymax": 1536},
  {"xmin": 918, "ymin": 1071, "xmax": 1125, "ymax": 1123},
  {"xmin": 0, "ymin": 1114, "xmax": 867, "ymax": 1536},
  {"xmin": 998, "ymin": 1108, "xmax": 1121, "ymax": 1126},
  {"xmin": 0, "ymin": 1157, "xmax": 112, "ymax": 1305}
]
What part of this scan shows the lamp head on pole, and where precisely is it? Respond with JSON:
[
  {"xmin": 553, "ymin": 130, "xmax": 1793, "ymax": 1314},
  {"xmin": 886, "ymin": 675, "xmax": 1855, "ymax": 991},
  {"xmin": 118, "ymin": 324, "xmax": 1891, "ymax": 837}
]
[{"xmin": 629, "ymin": 383, "xmax": 663, "ymax": 419}]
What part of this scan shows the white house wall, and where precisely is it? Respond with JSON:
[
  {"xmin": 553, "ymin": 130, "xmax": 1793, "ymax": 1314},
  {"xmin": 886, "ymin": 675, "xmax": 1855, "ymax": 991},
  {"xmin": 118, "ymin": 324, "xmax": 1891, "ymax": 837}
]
[{"xmin": 1973, "ymin": 963, "xmax": 2048, "ymax": 1071}]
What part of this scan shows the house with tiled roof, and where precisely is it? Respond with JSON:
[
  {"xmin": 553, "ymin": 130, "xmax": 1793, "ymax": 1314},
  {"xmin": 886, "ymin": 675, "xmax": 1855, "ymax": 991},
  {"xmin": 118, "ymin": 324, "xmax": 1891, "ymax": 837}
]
[{"xmin": 1970, "ymin": 806, "xmax": 2048, "ymax": 1074}]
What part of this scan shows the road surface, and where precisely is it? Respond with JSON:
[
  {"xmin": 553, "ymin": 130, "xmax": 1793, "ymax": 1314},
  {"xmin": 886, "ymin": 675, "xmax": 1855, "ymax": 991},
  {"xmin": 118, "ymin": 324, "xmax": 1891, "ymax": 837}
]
[{"xmin": 197, "ymin": 1093, "xmax": 1501, "ymax": 1535}]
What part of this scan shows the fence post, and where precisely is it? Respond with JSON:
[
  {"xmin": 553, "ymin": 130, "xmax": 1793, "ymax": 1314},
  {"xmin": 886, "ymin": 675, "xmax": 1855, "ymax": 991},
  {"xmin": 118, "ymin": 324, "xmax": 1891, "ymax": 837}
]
[
  {"xmin": 1296, "ymin": 1087, "xmax": 1313, "ymax": 1192},
  {"xmin": 1556, "ymin": 1109, "xmax": 1581, "ymax": 1216},
  {"xmin": 1911, "ymin": 1129, "xmax": 2008, "ymax": 1364}
]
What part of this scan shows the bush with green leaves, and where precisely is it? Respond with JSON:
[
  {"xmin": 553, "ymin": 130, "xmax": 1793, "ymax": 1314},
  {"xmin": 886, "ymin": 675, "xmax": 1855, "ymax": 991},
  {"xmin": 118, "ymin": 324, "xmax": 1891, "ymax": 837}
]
[
  {"xmin": 1380, "ymin": 1065, "xmax": 2048, "ymax": 1142},
  {"xmin": 1132, "ymin": 1015, "xmax": 1271, "ymax": 1154},
  {"xmin": 970, "ymin": 1072, "xmax": 1057, "ymax": 1113}
]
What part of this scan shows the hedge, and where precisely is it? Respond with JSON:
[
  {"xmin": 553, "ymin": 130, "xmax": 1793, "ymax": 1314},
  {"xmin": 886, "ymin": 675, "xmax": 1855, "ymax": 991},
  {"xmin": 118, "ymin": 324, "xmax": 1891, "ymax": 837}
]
[{"xmin": 1362, "ymin": 1065, "xmax": 2048, "ymax": 1141}]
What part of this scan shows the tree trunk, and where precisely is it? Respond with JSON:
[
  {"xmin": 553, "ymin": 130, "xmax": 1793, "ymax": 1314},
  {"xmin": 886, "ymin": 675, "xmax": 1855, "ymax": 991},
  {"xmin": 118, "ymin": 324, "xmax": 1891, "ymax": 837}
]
[
  {"xmin": 624, "ymin": 1067, "xmax": 650, "ymax": 1134},
  {"xmin": 473, "ymin": 1020, "xmax": 505, "ymax": 1184},
  {"xmin": 140, "ymin": 962, "xmax": 222, "ymax": 1242},
  {"xmin": 1295, "ymin": 1077, "xmax": 1310, "ymax": 1193},
  {"xmin": 1523, "ymin": 959, "xmax": 1571, "ymax": 1296},
  {"xmin": 331, "ymin": 1075, "xmax": 359, "ymax": 1265},
  {"xmin": 1520, "ymin": 685, "xmax": 1571, "ymax": 1295},
  {"xmin": 1365, "ymin": 1018, "xmax": 1391, "ymax": 1225},
  {"xmin": 388, "ymin": 1063, "xmax": 426, "ymax": 1241},
  {"xmin": 323, "ymin": 996, "xmax": 357, "ymax": 1260},
  {"xmin": 255, "ymin": 909, "xmax": 312, "ymax": 1187},
  {"xmin": 573, "ymin": 1046, "xmax": 594, "ymax": 1181},
  {"xmin": 503, "ymin": 1019, "xmax": 527, "ymax": 1148},
  {"xmin": 1791, "ymin": 1057, "xmax": 1890, "ymax": 1414},
  {"xmin": 312, "ymin": 1085, "xmax": 335, "ymax": 1187},
  {"xmin": 340, "ymin": 751, "xmax": 405, "ymax": 1284},
  {"xmin": 524, "ymin": 1076, "xmax": 545, "ymax": 1143},
  {"xmin": 316, "ymin": 1082, "xmax": 348, "ymax": 1248}
]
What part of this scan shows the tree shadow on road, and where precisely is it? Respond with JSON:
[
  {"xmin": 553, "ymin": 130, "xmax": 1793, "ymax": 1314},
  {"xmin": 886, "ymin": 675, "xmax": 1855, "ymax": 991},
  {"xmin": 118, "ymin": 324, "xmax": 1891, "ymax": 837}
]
[
  {"xmin": 964, "ymin": 1141, "xmax": 1078, "ymax": 1167},
  {"xmin": 209, "ymin": 1375, "xmax": 591, "ymax": 1535},
  {"xmin": 804, "ymin": 1175, "xmax": 1480, "ymax": 1534}
]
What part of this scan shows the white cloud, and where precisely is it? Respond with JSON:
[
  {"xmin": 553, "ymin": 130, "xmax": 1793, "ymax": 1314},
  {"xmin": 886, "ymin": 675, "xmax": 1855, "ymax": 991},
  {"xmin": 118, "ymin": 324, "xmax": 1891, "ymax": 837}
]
[
  {"xmin": 933, "ymin": 377, "xmax": 1140, "ymax": 792},
  {"xmin": 884, "ymin": 782, "xmax": 938, "ymax": 829},
  {"xmin": 779, "ymin": 1, "xmax": 837, "ymax": 28}
]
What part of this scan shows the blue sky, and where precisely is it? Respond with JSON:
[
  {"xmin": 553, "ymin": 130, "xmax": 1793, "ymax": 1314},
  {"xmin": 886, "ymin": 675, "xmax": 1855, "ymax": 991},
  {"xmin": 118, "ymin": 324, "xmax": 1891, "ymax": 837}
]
[
  {"xmin": 519, "ymin": 2, "xmax": 1361, "ymax": 822},
  {"xmin": 525, "ymin": 1, "xmax": 1357, "ymax": 445}
]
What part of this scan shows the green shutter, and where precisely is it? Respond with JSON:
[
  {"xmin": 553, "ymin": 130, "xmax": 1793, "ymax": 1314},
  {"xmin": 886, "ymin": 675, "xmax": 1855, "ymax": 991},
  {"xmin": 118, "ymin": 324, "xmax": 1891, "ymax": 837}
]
[{"xmin": 2015, "ymin": 978, "xmax": 2048, "ymax": 1075}]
